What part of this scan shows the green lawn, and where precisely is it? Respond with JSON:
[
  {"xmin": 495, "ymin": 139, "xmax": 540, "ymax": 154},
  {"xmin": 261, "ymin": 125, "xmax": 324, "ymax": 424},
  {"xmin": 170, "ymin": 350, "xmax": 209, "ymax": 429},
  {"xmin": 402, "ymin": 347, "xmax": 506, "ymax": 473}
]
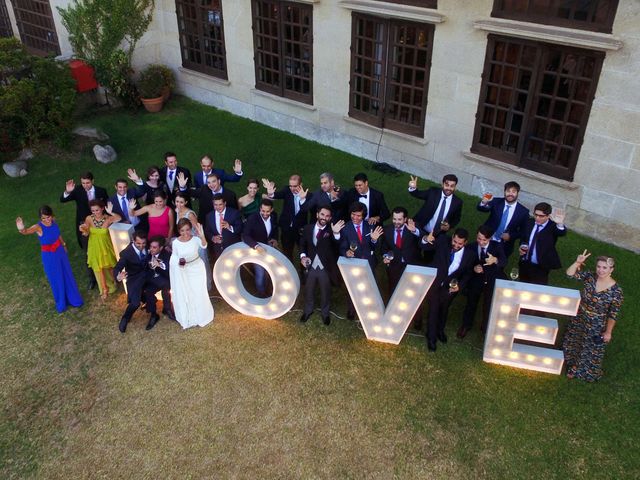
[{"xmin": 1, "ymin": 97, "xmax": 638, "ymax": 479}]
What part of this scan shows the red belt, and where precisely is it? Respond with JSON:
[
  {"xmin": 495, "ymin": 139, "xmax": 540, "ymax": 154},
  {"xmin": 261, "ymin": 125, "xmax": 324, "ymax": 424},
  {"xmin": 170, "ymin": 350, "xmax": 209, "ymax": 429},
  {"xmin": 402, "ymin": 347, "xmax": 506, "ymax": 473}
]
[{"xmin": 41, "ymin": 238, "xmax": 62, "ymax": 252}]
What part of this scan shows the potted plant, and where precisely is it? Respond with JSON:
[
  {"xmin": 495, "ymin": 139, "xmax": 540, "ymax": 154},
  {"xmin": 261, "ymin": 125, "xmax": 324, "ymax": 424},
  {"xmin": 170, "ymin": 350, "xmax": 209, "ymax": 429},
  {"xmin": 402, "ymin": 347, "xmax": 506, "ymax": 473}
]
[
  {"xmin": 145, "ymin": 64, "xmax": 175, "ymax": 102},
  {"xmin": 138, "ymin": 65, "xmax": 165, "ymax": 113}
]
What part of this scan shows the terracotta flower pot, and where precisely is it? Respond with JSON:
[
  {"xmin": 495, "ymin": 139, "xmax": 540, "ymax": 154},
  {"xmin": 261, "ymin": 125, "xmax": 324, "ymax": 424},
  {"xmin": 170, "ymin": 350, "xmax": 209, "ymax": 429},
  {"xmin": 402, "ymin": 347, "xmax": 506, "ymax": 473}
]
[{"xmin": 141, "ymin": 96, "xmax": 164, "ymax": 113}]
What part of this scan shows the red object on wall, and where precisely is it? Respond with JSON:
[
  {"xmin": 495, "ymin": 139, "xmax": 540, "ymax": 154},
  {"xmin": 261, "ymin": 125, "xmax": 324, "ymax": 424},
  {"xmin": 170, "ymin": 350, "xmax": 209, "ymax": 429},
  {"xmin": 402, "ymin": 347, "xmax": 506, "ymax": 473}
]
[{"xmin": 69, "ymin": 59, "xmax": 99, "ymax": 93}]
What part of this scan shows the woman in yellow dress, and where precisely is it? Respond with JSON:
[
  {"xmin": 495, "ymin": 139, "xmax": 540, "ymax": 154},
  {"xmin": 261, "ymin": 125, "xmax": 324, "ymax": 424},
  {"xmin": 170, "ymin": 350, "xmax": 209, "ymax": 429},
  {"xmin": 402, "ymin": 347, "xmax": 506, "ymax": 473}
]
[{"xmin": 80, "ymin": 200, "xmax": 121, "ymax": 299}]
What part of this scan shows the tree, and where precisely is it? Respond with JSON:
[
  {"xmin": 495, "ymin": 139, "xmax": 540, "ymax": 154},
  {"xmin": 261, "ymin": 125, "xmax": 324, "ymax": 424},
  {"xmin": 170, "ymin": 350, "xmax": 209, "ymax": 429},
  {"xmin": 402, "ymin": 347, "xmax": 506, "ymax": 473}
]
[{"xmin": 57, "ymin": 0, "xmax": 155, "ymax": 107}]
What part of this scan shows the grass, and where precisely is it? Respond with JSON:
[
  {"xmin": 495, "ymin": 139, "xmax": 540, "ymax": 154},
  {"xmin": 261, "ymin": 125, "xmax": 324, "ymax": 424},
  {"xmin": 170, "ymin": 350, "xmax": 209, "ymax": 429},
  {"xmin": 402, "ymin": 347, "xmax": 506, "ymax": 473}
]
[{"xmin": 1, "ymin": 96, "xmax": 638, "ymax": 479}]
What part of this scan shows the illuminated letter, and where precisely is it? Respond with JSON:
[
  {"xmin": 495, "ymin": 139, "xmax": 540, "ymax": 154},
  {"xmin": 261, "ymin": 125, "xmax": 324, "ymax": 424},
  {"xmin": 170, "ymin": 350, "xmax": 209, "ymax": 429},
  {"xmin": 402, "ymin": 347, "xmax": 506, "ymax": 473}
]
[
  {"xmin": 109, "ymin": 222, "xmax": 135, "ymax": 294},
  {"xmin": 338, "ymin": 257, "xmax": 436, "ymax": 344},
  {"xmin": 213, "ymin": 243, "xmax": 300, "ymax": 319},
  {"xmin": 483, "ymin": 279, "xmax": 580, "ymax": 374}
]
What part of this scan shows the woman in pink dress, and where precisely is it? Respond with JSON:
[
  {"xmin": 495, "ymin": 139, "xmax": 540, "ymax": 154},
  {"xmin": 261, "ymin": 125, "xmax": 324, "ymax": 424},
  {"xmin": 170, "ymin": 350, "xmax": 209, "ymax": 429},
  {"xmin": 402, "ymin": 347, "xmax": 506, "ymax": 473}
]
[{"xmin": 129, "ymin": 191, "xmax": 174, "ymax": 244}]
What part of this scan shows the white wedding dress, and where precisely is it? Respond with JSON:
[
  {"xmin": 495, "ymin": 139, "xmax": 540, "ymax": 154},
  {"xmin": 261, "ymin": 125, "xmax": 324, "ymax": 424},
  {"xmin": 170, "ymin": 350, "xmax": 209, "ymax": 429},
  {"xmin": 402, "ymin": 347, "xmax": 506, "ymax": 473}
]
[{"xmin": 170, "ymin": 236, "xmax": 214, "ymax": 329}]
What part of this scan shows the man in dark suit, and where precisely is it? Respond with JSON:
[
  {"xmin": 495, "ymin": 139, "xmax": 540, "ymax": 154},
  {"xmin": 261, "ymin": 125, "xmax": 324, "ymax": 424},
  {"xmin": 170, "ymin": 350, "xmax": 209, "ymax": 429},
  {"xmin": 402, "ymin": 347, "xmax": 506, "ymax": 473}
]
[
  {"xmin": 142, "ymin": 236, "xmax": 175, "ymax": 329},
  {"xmin": 408, "ymin": 173, "xmax": 463, "ymax": 236},
  {"xmin": 422, "ymin": 228, "xmax": 474, "ymax": 351},
  {"xmin": 60, "ymin": 171, "xmax": 109, "ymax": 289},
  {"xmin": 299, "ymin": 172, "xmax": 345, "ymax": 221},
  {"xmin": 379, "ymin": 206, "xmax": 423, "ymax": 330},
  {"xmin": 204, "ymin": 194, "xmax": 243, "ymax": 263},
  {"xmin": 193, "ymin": 154, "xmax": 243, "ymax": 189},
  {"xmin": 114, "ymin": 231, "xmax": 150, "ymax": 333},
  {"xmin": 342, "ymin": 172, "xmax": 390, "ymax": 228},
  {"xmin": 518, "ymin": 202, "xmax": 567, "ymax": 285},
  {"xmin": 109, "ymin": 178, "xmax": 143, "ymax": 227},
  {"xmin": 477, "ymin": 181, "xmax": 529, "ymax": 258},
  {"xmin": 379, "ymin": 206, "xmax": 423, "ymax": 297},
  {"xmin": 265, "ymin": 174, "xmax": 308, "ymax": 260},
  {"xmin": 339, "ymin": 202, "xmax": 383, "ymax": 320},
  {"xmin": 159, "ymin": 151, "xmax": 191, "ymax": 204},
  {"xmin": 194, "ymin": 172, "xmax": 239, "ymax": 225},
  {"xmin": 242, "ymin": 199, "xmax": 279, "ymax": 297},
  {"xmin": 299, "ymin": 206, "xmax": 345, "ymax": 325},
  {"xmin": 457, "ymin": 225, "xmax": 507, "ymax": 339}
]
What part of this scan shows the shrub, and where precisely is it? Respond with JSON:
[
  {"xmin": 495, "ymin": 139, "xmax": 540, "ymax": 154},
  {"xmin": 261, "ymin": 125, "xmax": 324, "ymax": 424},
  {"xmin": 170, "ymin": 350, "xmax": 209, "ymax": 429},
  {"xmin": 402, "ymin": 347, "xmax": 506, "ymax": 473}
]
[
  {"xmin": 0, "ymin": 38, "xmax": 77, "ymax": 156},
  {"xmin": 138, "ymin": 65, "xmax": 165, "ymax": 99}
]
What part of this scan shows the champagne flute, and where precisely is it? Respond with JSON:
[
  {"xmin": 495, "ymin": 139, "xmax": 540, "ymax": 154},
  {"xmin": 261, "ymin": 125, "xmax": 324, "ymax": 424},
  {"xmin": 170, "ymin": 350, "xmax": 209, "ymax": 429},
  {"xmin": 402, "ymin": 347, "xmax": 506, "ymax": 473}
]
[{"xmin": 510, "ymin": 267, "xmax": 519, "ymax": 281}]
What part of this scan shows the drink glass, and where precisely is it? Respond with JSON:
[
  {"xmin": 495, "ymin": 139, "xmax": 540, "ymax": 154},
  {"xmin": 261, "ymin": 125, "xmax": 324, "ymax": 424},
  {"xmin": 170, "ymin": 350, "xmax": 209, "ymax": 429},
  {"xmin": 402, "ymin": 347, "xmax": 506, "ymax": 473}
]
[
  {"xmin": 349, "ymin": 242, "xmax": 358, "ymax": 253},
  {"xmin": 449, "ymin": 278, "xmax": 458, "ymax": 290},
  {"xmin": 482, "ymin": 192, "xmax": 493, "ymax": 202},
  {"xmin": 520, "ymin": 244, "xmax": 529, "ymax": 257},
  {"xmin": 510, "ymin": 267, "xmax": 519, "ymax": 281}
]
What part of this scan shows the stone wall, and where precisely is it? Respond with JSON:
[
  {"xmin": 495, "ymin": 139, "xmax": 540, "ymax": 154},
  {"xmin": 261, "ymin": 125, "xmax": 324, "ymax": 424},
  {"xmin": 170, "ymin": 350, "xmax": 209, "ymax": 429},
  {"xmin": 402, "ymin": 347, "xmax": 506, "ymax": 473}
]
[{"xmin": 6, "ymin": 0, "xmax": 640, "ymax": 251}]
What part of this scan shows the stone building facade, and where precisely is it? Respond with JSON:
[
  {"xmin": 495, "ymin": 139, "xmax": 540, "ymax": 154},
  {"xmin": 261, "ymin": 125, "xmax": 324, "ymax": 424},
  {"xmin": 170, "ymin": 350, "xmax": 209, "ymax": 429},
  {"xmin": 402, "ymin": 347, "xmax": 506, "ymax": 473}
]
[{"xmin": 2, "ymin": 0, "xmax": 639, "ymax": 251}]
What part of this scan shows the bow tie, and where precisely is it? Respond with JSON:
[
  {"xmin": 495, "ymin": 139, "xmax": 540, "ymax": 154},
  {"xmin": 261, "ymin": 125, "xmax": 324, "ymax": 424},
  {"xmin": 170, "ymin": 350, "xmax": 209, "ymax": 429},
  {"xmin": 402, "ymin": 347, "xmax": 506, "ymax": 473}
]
[{"xmin": 358, "ymin": 194, "xmax": 368, "ymax": 199}]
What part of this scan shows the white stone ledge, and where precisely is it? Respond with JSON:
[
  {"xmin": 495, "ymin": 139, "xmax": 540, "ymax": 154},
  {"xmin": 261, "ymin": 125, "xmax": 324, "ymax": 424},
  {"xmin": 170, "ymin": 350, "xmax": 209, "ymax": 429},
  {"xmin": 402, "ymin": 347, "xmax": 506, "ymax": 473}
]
[
  {"xmin": 472, "ymin": 18, "xmax": 623, "ymax": 52},
  {"xmin": 178, "ymin": 67, "xmax": 231, "ymax": 87},
  {"xmin": 250, "ymin": 89, "xmax": 318, "ymax": 111},
  {"xmin": 293, "ymin": 0, "xmax": 320, "ymax": 3},
  {"xmin": 463, "ymin": 151, "xmax": 580, "ymax": 191},
  {"xmin": 343, "ymin": 115, "xmax": 429, "ymax": 145},
  {"xmin": 338, "ymin": 0, "xmax": 446, "ymax": 24}
]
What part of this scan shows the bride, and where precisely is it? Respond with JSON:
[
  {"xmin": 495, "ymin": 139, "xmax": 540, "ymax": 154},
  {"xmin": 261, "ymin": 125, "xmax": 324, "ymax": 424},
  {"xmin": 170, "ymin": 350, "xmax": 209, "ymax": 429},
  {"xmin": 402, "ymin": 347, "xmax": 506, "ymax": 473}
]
[{"xmin": 170, "ymin": 218, "xmax": 214, "ymax": 329}]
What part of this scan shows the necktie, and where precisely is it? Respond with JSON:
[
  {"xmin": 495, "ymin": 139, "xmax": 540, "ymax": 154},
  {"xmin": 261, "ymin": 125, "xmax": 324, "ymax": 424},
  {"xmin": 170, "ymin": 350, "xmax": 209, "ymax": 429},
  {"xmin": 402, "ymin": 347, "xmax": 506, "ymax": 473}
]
[
  {"xmin": 139, "ymin": 250, "xmax": 145, "ymax": 262},
  {"xmin": 87, "ymin": 189, "xmax": 93, "ymax": 201},
  {"xmin": 434, "ymin": 196, "xmax": 446, "ymax": 228},
  {"xmin": 121, "ymin": 196, "xmax": 129, "ymax": 222},
  {"xmin": 314, "ymin": 227, "xmax": 322, "ymax": 246},
  {"xmin": 356, "ymin": 224, "xmax": 362, "ymax": 243},
  {"xmin": 449, "ymin": 250, "xmax": 455, "ymax": 265},
  {"xmin": 169, "ymin": 170, "xmax": 174, "ymax": 181},
  {"xmin": 219, "ymin": 212, "xmax": 224, "ymax": 232},
  {"xmin": 359, "ymin": 194, "xmax": 368, "ymax": 199},
  {"xmin": 395, "ymin": 229, "xmax": 402, "ymax": 248},
  {"xmin": 481, "ymin": 247, "xmax": 487, "ymax": 262},
  {"xmin": 294, "ymin": 195, "xmax": 300, "ymax": 216},
  {"xmin": 495, "ymin": 204, "xmax": 511, "ymax": 238},
  {"xmin": 203, "ymin": 172, "xmax": 207, "ymax": 185},
  {"xmin": 528, "ymin": 225, "xmax": 541, "ymax": 261}
]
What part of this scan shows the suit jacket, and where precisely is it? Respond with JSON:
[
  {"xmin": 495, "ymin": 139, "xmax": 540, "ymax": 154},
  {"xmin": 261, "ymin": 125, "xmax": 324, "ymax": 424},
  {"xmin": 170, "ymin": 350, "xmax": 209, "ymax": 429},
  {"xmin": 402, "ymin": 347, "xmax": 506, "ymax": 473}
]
[
  {"xmin": 60, "ymin": 185, "xmax": 109, "ymax": 246},
  {"xmin": 380, "ymin": 224, "xmax": 423, "ymax": 277},
  {"xmin": 193, "ymin": 168, "xmax": 242, "ymax": 189},
  {"xmin": 410, "ymin": 187, "xmax": 463, "ymax": 232},
  {"xmin": 299, "ymin": 224, "xmax": 341, "ymax": 285},
  {"xmin": 242, "ymin": 212, "xmax": 279, "ymax": 248},
  {"xmin": 109, "ymin": 189, "xmax": 143, "ymax": 225},
  {"xmin": 339, "ymin": 221, "xmax": 377, "ymax": 270},
  {"xmin": 204, "ymin": 207, "xmax": 243, "ymax": 250},
  {"xmin": 271, "ymin": 187, "xmax": 308, "ymax": 231},
  {"xmin": 300, "ymin": 188, "xmax": 345, "ymax": 221},
  {"xmin": 113, "ymin": 243, "xmax": 149, "ymax": 302},
  {"xmin": 478, "ymin": 198, "xmax": 529, "ymax": 253},
  {"xmin": 425, "ymin": 234, "xmax": 475, "ymax": 291},
  {"xmin": 520, "ymin": 219, "xmax": 567, "ymax": 270},
  {"xmin": 145, "ymin": 248, "xmax": 171, "ymax": 290},
  {"xmin": 343, "ymin": 187, "xmax": 390, "ymax": 226},
  {"xmin": 159, "ymin": 166, "xmax": 192, "ymax": 202},
  {"xmin": 194, "ymin": 186, "xmax": 239, "ymax": 224},
  {"xmin": 466, "ymin": 240, "xmax": 507, "ymax": 285}
]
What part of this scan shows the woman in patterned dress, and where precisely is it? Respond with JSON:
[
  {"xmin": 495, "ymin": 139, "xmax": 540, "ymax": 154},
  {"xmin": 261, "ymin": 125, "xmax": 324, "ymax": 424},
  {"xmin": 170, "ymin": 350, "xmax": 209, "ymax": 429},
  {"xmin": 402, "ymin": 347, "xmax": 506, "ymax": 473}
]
[{"xmin": 563, "ymin": 250, "xmax": 623, "ymax": 382}]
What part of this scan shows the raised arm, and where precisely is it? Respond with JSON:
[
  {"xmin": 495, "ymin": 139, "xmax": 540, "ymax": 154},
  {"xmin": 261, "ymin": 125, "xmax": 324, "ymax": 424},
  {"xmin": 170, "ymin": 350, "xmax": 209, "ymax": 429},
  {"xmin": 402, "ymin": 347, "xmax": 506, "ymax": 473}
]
[{"xmin": 16, "ymin": 217, "xmax": 41, "ymax": 236}]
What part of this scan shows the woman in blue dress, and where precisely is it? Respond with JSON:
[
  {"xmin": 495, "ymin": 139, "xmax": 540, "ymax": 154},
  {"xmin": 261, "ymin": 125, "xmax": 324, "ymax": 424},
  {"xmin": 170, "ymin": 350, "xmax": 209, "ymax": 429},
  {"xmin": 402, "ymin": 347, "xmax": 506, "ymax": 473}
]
[{"xmin": 16, "ymin": 205, "xmax": 84, "ymax": 313}]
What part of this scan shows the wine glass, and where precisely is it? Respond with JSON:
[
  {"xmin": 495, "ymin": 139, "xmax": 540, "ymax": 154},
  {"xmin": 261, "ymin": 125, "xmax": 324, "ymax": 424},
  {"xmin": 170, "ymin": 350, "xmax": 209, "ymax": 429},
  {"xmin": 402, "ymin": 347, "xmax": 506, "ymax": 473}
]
[
  {"xmin": 449, "ymin": 278, "xmax": 458, "ymax": 290},
  {"xmin": 520, "ymin": 244, "xmax": 529, "ymax": 257},
  {"xmin": 149, "ymin": 258, "xmax": 159, "ymax": 278},
  {"xmin": 383, "ymin": 251, "xmax": 394, "ymax": 265},
  {"xmin": 510, "ymin": 267, "xmax": 519, "ymax": 281},
  {"xmin": 349, "ymin": 242, "xmax": 358, "ymax": 254},
  {"xmin": 482, "ymin": 192, "xmax": 494, "ymax": 202}
]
